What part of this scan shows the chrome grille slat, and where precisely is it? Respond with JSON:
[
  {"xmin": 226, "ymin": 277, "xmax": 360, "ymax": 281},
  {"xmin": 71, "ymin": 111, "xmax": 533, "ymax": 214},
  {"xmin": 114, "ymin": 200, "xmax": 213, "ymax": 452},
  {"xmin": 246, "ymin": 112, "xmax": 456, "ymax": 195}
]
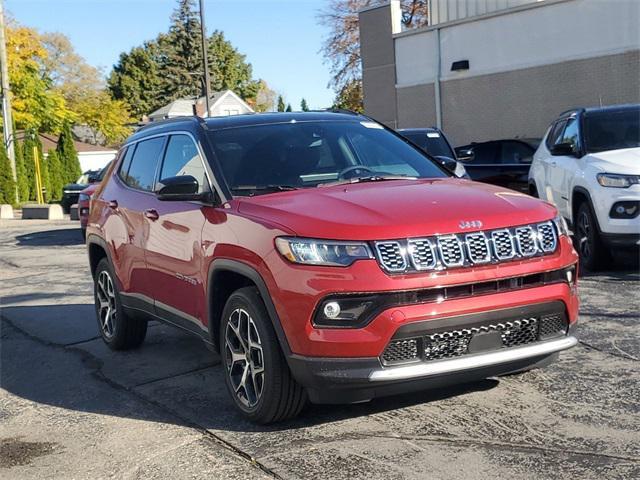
[
  {"xmin": 374, "ymin": 221, "xmax": 559, "ymax": 273},
  {"xmin": 408, "ymin": 238, "xmax": 436, "ymax": 270}
]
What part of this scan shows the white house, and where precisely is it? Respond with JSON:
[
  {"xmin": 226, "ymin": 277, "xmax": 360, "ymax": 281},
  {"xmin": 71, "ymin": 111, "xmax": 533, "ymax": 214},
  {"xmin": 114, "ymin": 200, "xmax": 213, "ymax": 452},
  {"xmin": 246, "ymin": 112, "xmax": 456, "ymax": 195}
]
[{"xmin": 148, "ymin": 90, "xmax": 254, "ymax": 122}]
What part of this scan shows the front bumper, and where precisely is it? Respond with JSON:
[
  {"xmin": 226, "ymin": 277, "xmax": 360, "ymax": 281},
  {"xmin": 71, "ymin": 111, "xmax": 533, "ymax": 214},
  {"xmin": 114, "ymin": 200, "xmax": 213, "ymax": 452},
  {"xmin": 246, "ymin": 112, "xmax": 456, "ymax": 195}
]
[
  {"xmin": 287, "ymin": 303, "xmax": 577, "ymax": 404},
  {"xmin": 600, "ymin": 232, "xmax": 640, "ymax": 248}
]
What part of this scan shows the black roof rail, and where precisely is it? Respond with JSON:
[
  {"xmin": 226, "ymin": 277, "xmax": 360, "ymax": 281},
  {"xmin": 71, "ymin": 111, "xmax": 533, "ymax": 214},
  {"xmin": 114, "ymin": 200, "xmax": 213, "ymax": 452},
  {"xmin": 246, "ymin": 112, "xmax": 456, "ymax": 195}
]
[{"xmin": 136, "ymin": 115, "xmax": 207, "ymax": 133}]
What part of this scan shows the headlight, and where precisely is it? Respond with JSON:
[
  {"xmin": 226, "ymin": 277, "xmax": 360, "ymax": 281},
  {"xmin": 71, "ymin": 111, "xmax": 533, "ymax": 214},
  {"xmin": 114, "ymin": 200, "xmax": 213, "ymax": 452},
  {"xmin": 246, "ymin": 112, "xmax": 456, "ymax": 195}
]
[
  {"xmin": 275, "ymin": 237, "xmax": 373, "ymax": 266},
  {"xmin": 596, "ymin": 173, "xmax": 640, "ymax": 188},
  {"xmin": 553, "ymin": 215, "xmax": 570, "ymax": 237}
]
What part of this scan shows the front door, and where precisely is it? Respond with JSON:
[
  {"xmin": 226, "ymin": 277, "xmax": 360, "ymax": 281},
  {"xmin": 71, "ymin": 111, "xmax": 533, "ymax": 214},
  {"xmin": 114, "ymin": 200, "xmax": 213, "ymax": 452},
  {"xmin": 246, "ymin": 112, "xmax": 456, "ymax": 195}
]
[
  {"xmin": 548, "ymin": 117, "xmax": 580, "ymax": 219},
  {"xmin": 143, "ymin": 134, "xmax": 210, "ymax": 334}
]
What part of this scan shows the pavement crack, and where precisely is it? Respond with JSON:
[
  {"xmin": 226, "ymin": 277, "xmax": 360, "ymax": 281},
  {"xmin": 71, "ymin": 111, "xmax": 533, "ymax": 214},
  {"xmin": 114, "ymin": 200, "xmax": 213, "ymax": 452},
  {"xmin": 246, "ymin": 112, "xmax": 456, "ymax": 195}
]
[
  {"xmin": 579, "ymin": 340, "xmax": 639, "ymax": 362},
  {"xmin": 1, "ymin": 315, "xmax": 283, "ymax": 480},
  {"xmin": 132, "ymin": 364, "xmax": 217, "ymax": 388}
]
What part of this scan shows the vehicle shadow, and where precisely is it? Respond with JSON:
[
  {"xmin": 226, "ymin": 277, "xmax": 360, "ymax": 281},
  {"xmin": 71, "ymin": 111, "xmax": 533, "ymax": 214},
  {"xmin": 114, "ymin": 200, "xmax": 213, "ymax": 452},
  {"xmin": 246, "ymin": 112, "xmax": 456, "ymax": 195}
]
[
  {"xmin": 15, "ymin": 228, "xmax": 84, "ymax": 247},
  {"xmin": 1, "ymin": 303, "xmax": 499, "ymax": 435}
]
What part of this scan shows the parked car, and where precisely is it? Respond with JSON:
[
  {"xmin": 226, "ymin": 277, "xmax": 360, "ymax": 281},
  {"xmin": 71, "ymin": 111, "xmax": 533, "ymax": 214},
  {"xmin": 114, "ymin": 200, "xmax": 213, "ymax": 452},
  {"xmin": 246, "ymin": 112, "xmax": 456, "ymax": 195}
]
[
  {"xmin": 78, "ymin": 162, "xmax": 113, "ymax": 239},
  {"xmin": 87, "ymin": 112, "xmax": 579, "ymax": 423},
  {"xmin": 61, "ymin": 169, "xmax": 102, "ymax": 213},
  {"xmin": 398, "ymin": 128, "xmax": 468, "ymax": 178},
  {"xmin": 529, "ymin": 104, "xmax": 640, "ymax": 270},
  {"xmin": 454, "ymin": 139, "xmax": 540, "ymax": 193}
]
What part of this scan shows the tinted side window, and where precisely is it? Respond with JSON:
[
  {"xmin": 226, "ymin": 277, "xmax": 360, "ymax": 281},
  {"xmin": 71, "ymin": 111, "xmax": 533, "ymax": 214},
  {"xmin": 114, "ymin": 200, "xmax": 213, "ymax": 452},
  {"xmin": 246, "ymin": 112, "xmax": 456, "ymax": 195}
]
[
  {"xmin": 403, "ymin": 133, "xmax": 427, "ymax": 151},
  {"xmin": 470, "ymin": 143, "xmax": 499, "ymax": 164},
  {"xmin": 559, "ymin": 117, "xmax": 580, "ymax": 148},
  {"xmin": 118, "ymin": 146, "xmax": 135, "ymax": 183},
  {"xmin": 124, "ymin": 137, "xmax": 165, "ymax": 191},
  {"xmin": 545, "ymin": 120, "xmax": 566, "ymax": 149},
  {"xmin": 160, "ymin": 135, "xmax": 208, "ymax": 193},
  {"xmin": 500, "ymin": 141, "xmax": 534, "ymax": 164}
]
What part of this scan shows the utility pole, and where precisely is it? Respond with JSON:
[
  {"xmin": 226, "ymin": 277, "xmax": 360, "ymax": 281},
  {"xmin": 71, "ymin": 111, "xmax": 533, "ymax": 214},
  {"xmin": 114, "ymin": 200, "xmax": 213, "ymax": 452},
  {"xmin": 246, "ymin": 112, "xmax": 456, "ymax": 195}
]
[
  {"xmin": 199, "ymin": 0, "xmax": 212, "ymax": 118},
  {"xmin": 0, "ymin": 0, "xmax": 17, "ymax": 199}
]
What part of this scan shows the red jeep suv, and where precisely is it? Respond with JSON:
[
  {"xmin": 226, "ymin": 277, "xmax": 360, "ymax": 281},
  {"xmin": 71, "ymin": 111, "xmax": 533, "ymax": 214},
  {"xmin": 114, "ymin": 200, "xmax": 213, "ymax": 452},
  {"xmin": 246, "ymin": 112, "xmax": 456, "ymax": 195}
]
[{"xmin": 86, "ymin": 112, "xmax": 579, "ymax": 423}]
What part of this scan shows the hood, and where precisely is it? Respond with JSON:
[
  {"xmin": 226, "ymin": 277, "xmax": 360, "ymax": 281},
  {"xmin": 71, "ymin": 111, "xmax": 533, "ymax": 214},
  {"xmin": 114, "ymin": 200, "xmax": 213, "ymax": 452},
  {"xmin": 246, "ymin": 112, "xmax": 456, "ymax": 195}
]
[
  {"xmin": 585, "ymin": 147, "xmax": 640, "ymax": 174},
  {"xmin": 236, "ymin": 178, "xmax": 556, "ymax": 240}
]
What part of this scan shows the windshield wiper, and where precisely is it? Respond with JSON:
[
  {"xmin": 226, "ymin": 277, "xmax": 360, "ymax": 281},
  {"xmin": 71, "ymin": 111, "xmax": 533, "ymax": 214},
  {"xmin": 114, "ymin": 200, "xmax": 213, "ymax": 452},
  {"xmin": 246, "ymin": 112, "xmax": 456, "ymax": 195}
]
[
  {"xmin": 321, "ymin": 175, "xmax": 418, "ymax": 187},
  {"xmin": 233, "ymin": 185, "xmax": 299, "ymax": 196}
]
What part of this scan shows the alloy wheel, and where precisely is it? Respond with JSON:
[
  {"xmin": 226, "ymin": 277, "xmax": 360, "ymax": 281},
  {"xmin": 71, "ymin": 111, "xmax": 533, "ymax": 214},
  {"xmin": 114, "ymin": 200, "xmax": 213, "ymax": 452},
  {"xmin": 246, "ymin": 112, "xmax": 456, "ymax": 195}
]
[
  {"xmin": 577, "ymin": 210, "xmax": 592, "ymax": 260},
  {"xmin": 96, "ymin": 270, "xmax": 117, "ymax": 338},
  {"xmin": 224, "ymin": 308, "xmax": 265, "ymax": 408}
]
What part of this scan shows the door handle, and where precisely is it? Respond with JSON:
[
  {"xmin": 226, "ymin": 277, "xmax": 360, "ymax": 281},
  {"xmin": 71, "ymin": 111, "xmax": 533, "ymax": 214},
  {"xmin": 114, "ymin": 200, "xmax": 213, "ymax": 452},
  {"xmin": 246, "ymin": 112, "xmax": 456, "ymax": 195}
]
[
  {"xmin": 108, "ymin": 200, "xmax": 118, "ymax": 209},
  {"xmin": 144, "ymin": 209, "xmax": 159, "ymax": 221}
]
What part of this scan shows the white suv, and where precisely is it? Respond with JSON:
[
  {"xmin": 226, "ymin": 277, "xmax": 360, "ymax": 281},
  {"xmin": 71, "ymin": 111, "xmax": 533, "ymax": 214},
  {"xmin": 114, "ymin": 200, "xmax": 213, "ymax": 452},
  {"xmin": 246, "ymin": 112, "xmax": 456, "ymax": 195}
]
[{"xmin": 529, "ymin": 104, "xmax": 640, "ymax": 270}]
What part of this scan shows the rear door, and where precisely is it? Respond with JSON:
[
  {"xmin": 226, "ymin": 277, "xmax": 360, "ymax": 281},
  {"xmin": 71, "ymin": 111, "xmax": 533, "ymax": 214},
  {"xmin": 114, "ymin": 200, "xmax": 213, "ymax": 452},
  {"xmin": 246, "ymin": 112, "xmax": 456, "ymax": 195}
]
[
  {"xmin": 143, "ymin": 134, "xmax": 210, "ymax": 332},
  {"xmin": 540, "ymin": 119, "xmax": 566, "ymax": 203},
  {"xmin": 109, "ymin": 136, "xmax": 166, "ymax": 305}
]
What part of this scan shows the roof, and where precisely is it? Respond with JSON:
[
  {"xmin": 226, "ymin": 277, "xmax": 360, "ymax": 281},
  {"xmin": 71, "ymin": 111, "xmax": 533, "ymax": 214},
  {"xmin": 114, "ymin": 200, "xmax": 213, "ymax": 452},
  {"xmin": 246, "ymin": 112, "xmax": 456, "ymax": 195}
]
[
  {"xmin": 397, "ymin": 128, "xmax": 440, "ymax": 134},
  {"xmin": 558, "ymin": 103, "xmax": 640, "ymax": 118},
  {"xmin": 148, "ymin": 90, "xmax": 254, "ymax": 120},
  {"xmin": 15, "ymin": 131, "xmax": 117, "ymax": 154},
  {"xmin": 129, "ymin": 111, "xmax": 367, "ymax": 143}
]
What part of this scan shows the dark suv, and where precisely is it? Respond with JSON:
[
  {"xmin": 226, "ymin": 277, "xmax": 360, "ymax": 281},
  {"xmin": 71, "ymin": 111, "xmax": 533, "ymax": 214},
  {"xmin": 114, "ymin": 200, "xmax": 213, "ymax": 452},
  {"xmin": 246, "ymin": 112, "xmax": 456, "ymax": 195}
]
[{"xmin": 87, "ymin": 112, "xmax": 579, "ymax": 423}]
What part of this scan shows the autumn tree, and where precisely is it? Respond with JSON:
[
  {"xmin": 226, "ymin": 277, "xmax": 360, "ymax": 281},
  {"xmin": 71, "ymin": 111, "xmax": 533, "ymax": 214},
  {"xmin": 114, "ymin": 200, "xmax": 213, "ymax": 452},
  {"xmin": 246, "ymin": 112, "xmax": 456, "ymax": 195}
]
[
  {"xmin": 318, "ymin": 1, "xmax": 428, "ymax": 111},
  {"xmin": 332, "ymin": 80, "xmax": 364, "ymax": 113},
  {"xmin": 254, "ymin": 80, "xmax": 276, "ymax": 112}
]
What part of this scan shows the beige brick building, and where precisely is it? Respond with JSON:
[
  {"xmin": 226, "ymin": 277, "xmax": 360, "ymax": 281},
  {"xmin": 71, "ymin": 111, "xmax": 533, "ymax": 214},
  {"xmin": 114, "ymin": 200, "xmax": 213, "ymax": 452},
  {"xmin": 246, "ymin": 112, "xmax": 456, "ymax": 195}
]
[{"xmin": 359, "ymin": 0, "xmax": 640, "ymax": 146}]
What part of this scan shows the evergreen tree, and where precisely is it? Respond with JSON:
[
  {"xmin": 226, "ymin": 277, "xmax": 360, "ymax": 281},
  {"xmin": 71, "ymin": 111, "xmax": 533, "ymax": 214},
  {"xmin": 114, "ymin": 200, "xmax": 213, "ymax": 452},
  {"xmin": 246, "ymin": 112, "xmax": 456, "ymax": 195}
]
[
  {"xmin": 23, "ymin": 133, "xmax": 37, "ymax": 201},
  {"xmin": 33, "ymin": 135, "xmax": 51, "ymax": 202},
  {"xmin": 277, "ymin": 95, "xmax": 285, "ymax": 112},
  {"xmin": 285, "ymin": 104, "xmax": 292, "ymax": 112},
  {"xmin": 161, "ymin": 0, "xmax": 203, "ymax": 101},
  {"xmin": 0, "ymin": 141, "xmax": 16, "ymax": 205},
  {"xmin": 14, "ymin": 138, "xmax": 29, "ymax": 203},
  {"xmin": 300, "ymin": 98, "xmax": 309, "ymax": 111},
  {"xmin": 47, "ymin": 150, "xmax": 63, "ymax": 201},
  {"xmin": 57, "ymin": 122, "xmax": 81, "ymax": 183}
]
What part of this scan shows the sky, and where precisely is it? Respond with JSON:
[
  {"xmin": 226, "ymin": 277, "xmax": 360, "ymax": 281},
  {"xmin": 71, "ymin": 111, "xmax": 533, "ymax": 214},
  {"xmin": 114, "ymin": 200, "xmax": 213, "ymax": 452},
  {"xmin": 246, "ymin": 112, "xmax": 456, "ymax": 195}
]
[{"xmin": 6, "ymin": 0, "xmax": 336, "ymax": 110}]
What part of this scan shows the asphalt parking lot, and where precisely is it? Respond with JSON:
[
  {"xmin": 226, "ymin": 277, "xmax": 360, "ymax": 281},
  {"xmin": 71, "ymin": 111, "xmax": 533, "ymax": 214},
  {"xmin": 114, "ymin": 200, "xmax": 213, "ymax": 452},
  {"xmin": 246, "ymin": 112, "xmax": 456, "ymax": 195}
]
[{"xmin": 1, "ymin": 219, "xmax": 639, "ymax": 480}]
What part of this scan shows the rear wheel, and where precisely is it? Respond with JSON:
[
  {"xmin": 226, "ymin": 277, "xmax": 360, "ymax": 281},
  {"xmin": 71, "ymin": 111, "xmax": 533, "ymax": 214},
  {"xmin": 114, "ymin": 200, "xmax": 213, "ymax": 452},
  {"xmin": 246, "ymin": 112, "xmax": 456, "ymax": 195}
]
[
  {"xmin": 220, "ymin": 287, "xmax": 306, "ymax": 423},
  {"xmin": 574, "ymin": 202, "xmax": 610, "ymax": 271},
  {"xmin": 94, "ymin": 258, "xmax": 147, "ymax": 350}
]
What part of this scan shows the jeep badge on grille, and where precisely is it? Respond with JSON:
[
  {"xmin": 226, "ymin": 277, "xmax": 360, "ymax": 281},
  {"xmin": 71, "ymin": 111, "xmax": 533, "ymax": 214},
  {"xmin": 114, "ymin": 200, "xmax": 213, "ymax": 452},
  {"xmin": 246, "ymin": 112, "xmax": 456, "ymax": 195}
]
[{"xmin": 459, "ymin": 220, "xmax": 483, "ymax": 229}]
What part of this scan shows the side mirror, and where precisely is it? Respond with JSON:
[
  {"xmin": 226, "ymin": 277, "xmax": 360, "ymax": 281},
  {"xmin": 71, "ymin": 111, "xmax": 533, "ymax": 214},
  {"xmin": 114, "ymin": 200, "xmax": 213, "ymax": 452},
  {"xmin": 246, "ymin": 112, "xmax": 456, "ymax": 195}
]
[
  {"xmin": 456, "ymin": 148, "xmax": 474, "ymax": 162},
  {"xmin": 434, "ymin": 155, "xmax": 458, "ymax": 174},
  {"xmin": 157, "ymin": 175, "xmax": 208, "ymax": 202},
  {"xmin": 550, "ymin": 142, "xmax": 576, "ymax": 156}
]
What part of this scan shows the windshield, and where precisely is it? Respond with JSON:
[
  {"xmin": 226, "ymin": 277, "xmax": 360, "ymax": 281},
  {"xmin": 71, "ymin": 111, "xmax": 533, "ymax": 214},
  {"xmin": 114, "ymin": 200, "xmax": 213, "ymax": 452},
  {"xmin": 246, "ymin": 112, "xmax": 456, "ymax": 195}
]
[
  {"xmin": 401, "ymin": 132, "xmax": 455, "ymax": 158},
  {"xmin": 209, "ymin": 120, "xmax": 447, "ymax": 195},
  {"xmin": 584, "ymin": 107, "xmax": 640, "ymax": 153}
]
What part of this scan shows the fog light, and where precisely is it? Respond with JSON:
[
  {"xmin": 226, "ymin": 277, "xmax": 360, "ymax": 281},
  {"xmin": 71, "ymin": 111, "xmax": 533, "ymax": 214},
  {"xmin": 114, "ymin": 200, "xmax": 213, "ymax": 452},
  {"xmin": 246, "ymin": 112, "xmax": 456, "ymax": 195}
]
[
  {"xmin": 323, "ymin": 301, "xmax": 341, "ymax": 319},
  {"xmin": 610, "ymin": 201, "xmax": 640, "ymax": 219},
  {"xmin": 566, "ymin": 268, "xmax": 573, "ymax": 284}
]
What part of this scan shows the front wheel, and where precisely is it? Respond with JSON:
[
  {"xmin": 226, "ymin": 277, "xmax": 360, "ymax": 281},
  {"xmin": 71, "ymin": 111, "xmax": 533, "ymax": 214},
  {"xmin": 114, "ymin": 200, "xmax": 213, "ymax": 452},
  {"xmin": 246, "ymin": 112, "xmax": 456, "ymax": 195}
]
[
  {"xmin": 574, "ymin": 202, "xmax": 610, "ymax": 271},
  {"xmin": 93, "ymin": 258, "xmax": 147, "ymax": 350},
  {"xmin": 220, "ymin": 287, "xmax": 306, "ymax": 423}
]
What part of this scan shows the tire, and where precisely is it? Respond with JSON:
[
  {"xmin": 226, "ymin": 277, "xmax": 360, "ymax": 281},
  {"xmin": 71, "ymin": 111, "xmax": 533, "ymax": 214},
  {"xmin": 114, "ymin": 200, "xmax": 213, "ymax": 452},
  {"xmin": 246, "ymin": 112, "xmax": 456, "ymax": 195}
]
[
  {"xmin": 574, "ymin": 201, "xmax": 610, "ymax": 272},
  {"xmin": 220, "ymin": 287, "xmax": 306, "ymax": 424},
  {"xmin": 93, "ymin": 258, "xmax": 147, "ymax": 350}
]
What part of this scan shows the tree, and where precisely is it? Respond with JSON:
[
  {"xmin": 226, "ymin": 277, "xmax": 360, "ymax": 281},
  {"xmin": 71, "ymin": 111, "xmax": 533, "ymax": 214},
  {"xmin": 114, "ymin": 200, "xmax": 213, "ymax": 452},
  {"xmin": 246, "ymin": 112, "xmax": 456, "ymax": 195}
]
[
  {"xmin": 46, "ymin": 149, "xmax": 63, "ymax": 201},
  {"xmin": 253, "ymin": 80, "xmax": 276, "ymax": 112},
  {"xmin": 108, "ymin": 1, "xmax": 261, "ymax": 119},
  {"xmin": 285, "ymin": 104, "xmax": 292, "ymax": 112},
  {"xmin": 300, "ymin": 98, "xmax": 309, "ymax": 111},
  {"xmin": 74, "ymin": 91, "xmax": 133, "ymax": 145},
  {"xmin": 332, "ymin": 79, "xmax": 364, "ymax": 113},
  {"xmin": 5, "ymin": 25, "xmax": 74, "ymax": 132},
  {"xmin": 14, "ymin": 139, "xmax": 29, "ymax": 203},
  {"xmin": 57, "ymin": 122, "xmax": 80, "ymax": 184},
  {"xmin": 108, "ymin": 42, "xmax": 164, "ymax": 120},
  {"xmin": 0, "ymin": 142, "xmax": 16, "ymax": 205},
  {"xmin": 22, "ymin": 133, "xmax": 37, "ymax": 201},
  {"xmin": 318, "ymin": 1, "xmax": 428, "ymax": 110},
  {"xmin": 277, "ymin": 95, "xmax": 285, "ymax": 112}
]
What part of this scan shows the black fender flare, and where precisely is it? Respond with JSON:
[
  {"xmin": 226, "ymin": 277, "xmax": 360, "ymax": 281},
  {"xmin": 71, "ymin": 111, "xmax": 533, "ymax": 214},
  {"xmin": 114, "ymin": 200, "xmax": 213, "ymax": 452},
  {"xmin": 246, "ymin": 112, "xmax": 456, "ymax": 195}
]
[
  {"xmin": 572, "ymin": 186, "xmax": 602, "ymax": 233},
  {"xmin": 207, "ymin": 259, "xmax": 293, "ymax": 357}
]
